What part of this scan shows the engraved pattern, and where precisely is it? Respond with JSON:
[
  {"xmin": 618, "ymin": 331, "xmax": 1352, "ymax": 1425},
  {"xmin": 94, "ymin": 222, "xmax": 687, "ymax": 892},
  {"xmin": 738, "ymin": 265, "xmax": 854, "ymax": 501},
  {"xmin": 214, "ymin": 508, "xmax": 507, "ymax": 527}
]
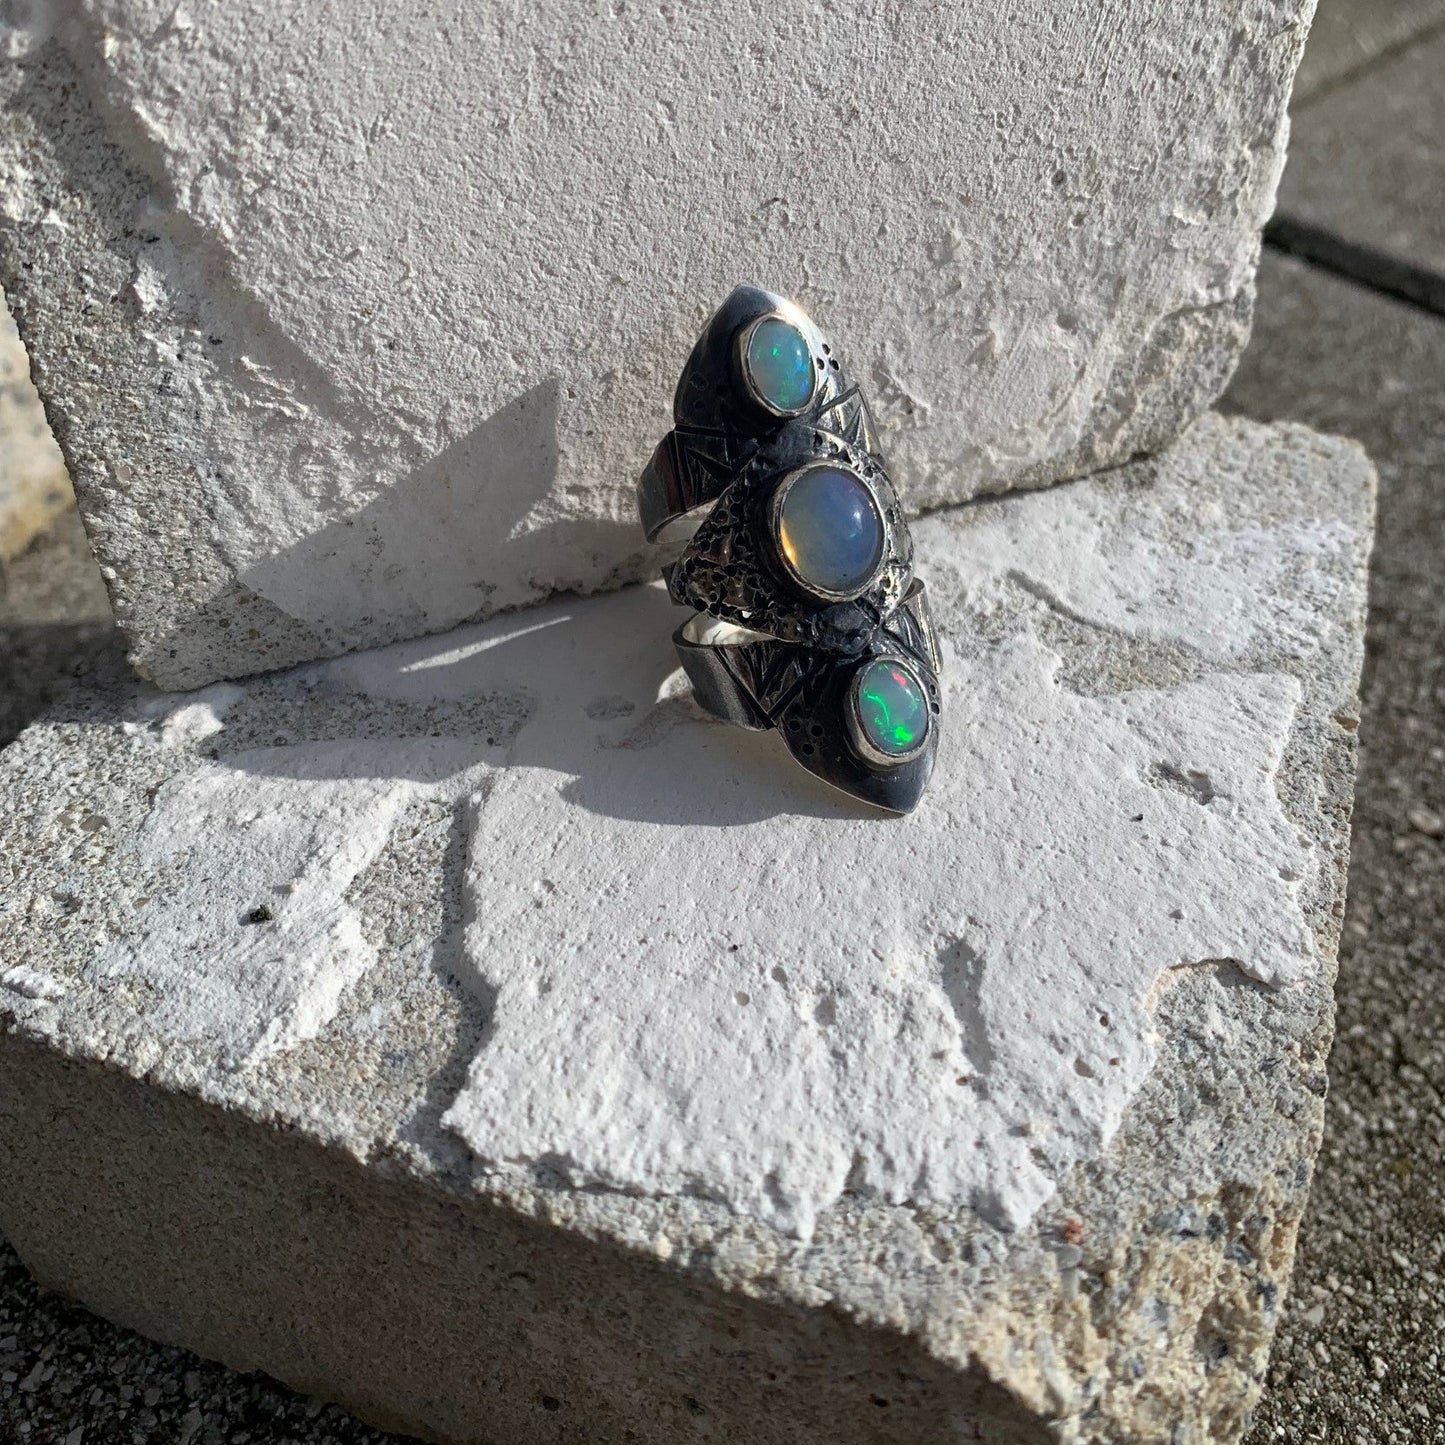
[
  {"xmin": 722, "ymin": 584, "xmax": 942, "ymax": 730},
  {"xmin": 669, "ymin": 394, "xmax": 913, "ymax": 644}
]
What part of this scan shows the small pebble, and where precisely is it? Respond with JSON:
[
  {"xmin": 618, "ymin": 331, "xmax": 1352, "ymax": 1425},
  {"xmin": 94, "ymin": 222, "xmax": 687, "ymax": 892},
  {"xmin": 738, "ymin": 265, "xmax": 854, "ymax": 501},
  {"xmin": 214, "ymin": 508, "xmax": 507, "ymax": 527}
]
[{"xmin": 1406, "ymin": 804, "xmax": 1443, "ymax": 838}]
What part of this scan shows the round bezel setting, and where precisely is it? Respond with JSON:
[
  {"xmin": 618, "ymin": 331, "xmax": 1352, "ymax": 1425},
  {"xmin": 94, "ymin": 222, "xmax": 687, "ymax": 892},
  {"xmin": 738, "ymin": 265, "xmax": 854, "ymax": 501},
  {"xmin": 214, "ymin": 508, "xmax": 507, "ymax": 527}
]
[
  {"xmin": 846, "ymin": 654, "xmax": 933, "ymax": 767},
  {"xmin": 736, "ymin": 309, "xmax": 821, "ymax": 419},
  {"xmin": 766, "ymin": 461, "xmax": 889, "ymax": 604}
]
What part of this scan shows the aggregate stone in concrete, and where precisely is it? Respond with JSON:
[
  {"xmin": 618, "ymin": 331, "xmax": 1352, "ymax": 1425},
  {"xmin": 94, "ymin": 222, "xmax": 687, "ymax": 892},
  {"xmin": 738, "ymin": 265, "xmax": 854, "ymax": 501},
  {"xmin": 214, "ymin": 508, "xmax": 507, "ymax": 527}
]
[
  {"xmin": 0, "ymin": 0, "xmax": 1315, "ymax": 687},
  {"xmin": 1276, "ymin": 25, "xmax": 1445, "ymax": 306},
  {"xmin": 0, "ymin": 413, "xmax": 1372, "ymax": 1445},
  {"xmin": 1228, "ymin": 251, "xmax": 1445, "ymax": 1445}
]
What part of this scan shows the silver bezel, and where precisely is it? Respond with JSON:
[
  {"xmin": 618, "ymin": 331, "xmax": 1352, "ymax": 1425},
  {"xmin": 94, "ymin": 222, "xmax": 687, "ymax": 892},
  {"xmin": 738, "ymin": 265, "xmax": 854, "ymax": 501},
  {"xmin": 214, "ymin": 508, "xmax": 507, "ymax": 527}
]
[
  {"xmin": 846, "ymin": 654, "xmax": 933, "ymax": 768},
  {"xmin": 767, "ymin": 461, "xmax": 889, "ymax": 604},
  {"xmin": 736, "ymin": 308, "xmax": 822, "ymax": 419}
]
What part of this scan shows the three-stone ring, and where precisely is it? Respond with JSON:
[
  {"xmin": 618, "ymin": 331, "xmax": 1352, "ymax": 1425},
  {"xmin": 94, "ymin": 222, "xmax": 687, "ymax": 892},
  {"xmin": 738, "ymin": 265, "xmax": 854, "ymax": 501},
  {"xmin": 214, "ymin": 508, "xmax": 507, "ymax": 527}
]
[{"xmin": 637, "ymin": 285, "xmax": 941, "ymax": 813}]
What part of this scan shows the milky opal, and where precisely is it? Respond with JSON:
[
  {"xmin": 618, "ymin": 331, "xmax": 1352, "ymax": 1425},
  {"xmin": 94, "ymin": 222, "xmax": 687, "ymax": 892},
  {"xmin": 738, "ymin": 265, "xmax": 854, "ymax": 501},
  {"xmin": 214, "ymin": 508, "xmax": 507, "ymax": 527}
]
[
  {"xmin": 775, "ymin": 465, "xmax": 885, "ymax": 598},
  {"xmin": 855, "ymin": 657, "xmax": 929, "ymax": 758},
  {"xmin": 743, "ymin": 316, "xmax": 815, "ymax": 414}
]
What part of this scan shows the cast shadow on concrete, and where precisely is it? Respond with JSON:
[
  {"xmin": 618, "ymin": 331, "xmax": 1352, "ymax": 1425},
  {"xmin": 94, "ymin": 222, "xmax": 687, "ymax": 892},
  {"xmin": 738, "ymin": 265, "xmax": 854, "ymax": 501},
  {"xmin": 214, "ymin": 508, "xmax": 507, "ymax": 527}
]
[
  {"xmin": 0, "ymin": 622, "xmax": 125, "ymax": 748},
  {"xmin": 173, "ymin": 378, "xmax": 651, "ymax": 685},
  {"xmin": 14, "ymin": 48, "xmax": 647, "ymax": 682},
  {"xmin": 234, "ymin": 382, "xmax": 599, "ymax": 647},
  {"xmin": 136, "ymin": 378, "xmax": 649, "ymax": 684},
  {"xmin": 222, "ymin": 577, "xmax": 874, "ymax": 828}
]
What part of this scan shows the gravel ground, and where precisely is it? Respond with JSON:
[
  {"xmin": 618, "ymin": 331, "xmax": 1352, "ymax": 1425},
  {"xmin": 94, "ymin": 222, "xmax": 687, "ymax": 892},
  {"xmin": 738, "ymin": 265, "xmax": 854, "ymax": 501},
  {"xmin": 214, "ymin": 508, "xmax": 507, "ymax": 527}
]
[{"xmin": 0, "ymin": 1249, "xmax": 414, "ymax": 1445}]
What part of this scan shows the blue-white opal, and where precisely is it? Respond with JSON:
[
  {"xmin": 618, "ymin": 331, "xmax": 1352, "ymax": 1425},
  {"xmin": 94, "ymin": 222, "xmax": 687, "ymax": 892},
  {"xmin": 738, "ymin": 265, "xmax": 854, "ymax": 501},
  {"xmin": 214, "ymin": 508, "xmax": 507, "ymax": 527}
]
[
  {"xmin": 776, "ymin": 465, "xmax": 885, "ymax": 598},
  {"xmin": 743, "ymin": 316, "xmax": 815, "ymax": 414}
]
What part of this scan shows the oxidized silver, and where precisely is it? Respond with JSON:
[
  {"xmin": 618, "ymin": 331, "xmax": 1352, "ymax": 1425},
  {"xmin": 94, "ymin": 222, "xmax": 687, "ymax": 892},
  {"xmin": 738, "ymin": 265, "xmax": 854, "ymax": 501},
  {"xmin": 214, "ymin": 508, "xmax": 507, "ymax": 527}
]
[{"xmin": 637, "ymin": 285, "xmax": 941, "ymax": 814}]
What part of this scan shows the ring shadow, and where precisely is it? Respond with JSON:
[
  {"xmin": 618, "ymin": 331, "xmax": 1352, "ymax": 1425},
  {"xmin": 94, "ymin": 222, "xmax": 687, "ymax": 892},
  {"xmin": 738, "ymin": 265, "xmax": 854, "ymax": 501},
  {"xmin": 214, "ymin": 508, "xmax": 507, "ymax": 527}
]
[
  {"xmin": 218, "ymin": 580, "xmax": 879, "ymax": 829},
  {"xmin": 229, "ymin": 380, "xmax": 647, "ymax": 658}
]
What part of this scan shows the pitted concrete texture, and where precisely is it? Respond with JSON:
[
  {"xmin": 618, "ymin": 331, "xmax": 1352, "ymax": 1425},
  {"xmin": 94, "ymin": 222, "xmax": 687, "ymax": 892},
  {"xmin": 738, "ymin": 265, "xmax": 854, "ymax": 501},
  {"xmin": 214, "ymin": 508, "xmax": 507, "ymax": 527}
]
[
  {"xmin": 0, "ymin": 291, "xmax": 70, "ymax": 562},
  {"xmin": 0, "ymin": 0, "xmax": 1314, "ymax": 687},
  {"xmin": 0, "ymin": 414, "xmax": 1372, "ymax": 1445}
]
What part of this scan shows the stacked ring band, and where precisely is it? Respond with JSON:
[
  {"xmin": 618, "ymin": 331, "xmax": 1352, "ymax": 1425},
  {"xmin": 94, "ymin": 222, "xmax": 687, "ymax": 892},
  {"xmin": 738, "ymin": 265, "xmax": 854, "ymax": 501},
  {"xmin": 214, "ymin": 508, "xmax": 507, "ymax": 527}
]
[{"xmin": 637, "ymin": 286, "xmax": 941, "ymax": 814}]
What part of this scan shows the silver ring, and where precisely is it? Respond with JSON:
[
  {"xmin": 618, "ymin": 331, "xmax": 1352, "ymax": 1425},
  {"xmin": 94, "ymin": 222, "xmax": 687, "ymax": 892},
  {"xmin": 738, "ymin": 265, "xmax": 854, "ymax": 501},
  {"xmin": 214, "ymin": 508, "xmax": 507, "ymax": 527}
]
[{"xmin": 638, "ymin": 285, "xmax": 942, "ymax": 813}]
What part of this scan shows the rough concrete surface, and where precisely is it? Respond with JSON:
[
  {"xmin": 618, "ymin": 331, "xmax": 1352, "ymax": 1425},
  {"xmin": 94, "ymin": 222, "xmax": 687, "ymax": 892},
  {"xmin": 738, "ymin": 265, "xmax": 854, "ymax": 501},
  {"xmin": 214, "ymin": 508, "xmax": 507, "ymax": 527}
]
[
  {"xmin": 1229, "ymin": 252, "xmax": 1445, "ymax": 1445},
  {"xmin": 0, "ymin": 291, "xmax": 70, "ymax": 561},
  {"xmin": 0, "ymin": 0, "xmax": 1314, "ymax": 687},
  {"xmin": 0, "ymin": 413, "xmax": 1373, "ymax": 1444}
]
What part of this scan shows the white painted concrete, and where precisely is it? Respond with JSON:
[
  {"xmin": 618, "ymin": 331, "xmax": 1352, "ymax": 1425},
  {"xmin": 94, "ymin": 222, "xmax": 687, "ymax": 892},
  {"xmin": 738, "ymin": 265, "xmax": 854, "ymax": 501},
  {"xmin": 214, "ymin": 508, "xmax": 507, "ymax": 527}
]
[
  {"xmin": 0, "ymin": 415, "xmax": 1374, "ymax": 1443},
  {"xmin": 442, "ymin": 631, "xmax": 1312, "ymax": 1237},
  {"xmin": 12, "ymin": 414, "xmax": 1358, "ymax": 1236},
  {"xmin": 88, "ymin": 736, "xmax": 489, "ymax": 1069}
]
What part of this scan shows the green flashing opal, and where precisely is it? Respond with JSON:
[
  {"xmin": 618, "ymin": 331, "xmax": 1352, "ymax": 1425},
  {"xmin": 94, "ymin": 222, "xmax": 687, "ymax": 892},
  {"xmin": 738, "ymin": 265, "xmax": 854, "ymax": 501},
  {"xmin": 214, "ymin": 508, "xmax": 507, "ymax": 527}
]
[
  {"xmin": 855, "ymin": 658, "xmax": 930, "ymax": 759},
  {"xmin": 743, "ymin": 315, "xmax": 815, "ymax": 414},
  {"xmin": 776, "ymin": 465, "xmax": 885, "ymax": 598}
]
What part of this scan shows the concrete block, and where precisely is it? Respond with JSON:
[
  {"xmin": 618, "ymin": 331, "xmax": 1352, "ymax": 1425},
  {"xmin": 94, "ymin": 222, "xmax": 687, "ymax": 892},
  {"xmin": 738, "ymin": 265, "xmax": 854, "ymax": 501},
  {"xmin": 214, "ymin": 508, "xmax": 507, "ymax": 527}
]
[
  {"xmin": 0, "ymin": 413, "xmax": 1372, "ymax": 1444},
  {"xmin": 1223, "ymin": 250, "xmax": 1445, "ymax": 1441},
  {"xmin": 0, "ymin": 1, "xmax": 1314, "ymax": 688}
]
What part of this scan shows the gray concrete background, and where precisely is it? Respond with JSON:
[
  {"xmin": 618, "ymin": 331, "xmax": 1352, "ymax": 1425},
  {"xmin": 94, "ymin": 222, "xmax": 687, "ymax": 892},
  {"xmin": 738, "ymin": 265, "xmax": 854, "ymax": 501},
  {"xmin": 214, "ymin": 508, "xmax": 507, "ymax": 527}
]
[
  {"xmin": 2, "ymin": 0, "xmax": 1443, "ymax": 1440},
  {"xmin": 1228, "ymin": 254, "xmax": 1445, "ymax": 1445},
  {"xmin": 0, "ymin": 300, "xmax": 71, "ymax": 567},
  {"xmin": 1271, "ymin": 0, "xmax": 1445, "ymax": 315}
]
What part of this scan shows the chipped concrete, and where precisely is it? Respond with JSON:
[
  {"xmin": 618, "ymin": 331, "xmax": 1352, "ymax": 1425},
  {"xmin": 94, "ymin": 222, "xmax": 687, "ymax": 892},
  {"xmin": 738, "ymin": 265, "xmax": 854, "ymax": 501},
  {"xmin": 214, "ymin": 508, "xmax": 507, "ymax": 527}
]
[
  {"xmin": 0, "ymin": 414, "xmax": 1373, "ymax": 1443},
  {"xmin": 89, "ymin": 733, "xmax": 490, "ymax": 1071},
  {"xmin": 118, "ymin": 680, "xmax": 244, "ymax": 749},
  {"xmin": 0, "ymin": 0, "xmax": 1315, "ymax": 686}
]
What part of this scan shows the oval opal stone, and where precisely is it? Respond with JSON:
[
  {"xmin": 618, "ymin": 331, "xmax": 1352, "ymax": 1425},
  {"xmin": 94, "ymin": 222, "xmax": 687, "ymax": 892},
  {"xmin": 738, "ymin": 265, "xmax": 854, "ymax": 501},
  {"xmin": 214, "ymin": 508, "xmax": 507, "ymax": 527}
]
[
  {"xmin": 855, "ymin": 658, "xmax": 930, "ymax": 759},
  {"xmin": 776, "ymin": 466, "xmax": 885, "ymax": 598},
  {"xmin": 743, "ymin": 316, "xmax": 815, "ymax": 414}
]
